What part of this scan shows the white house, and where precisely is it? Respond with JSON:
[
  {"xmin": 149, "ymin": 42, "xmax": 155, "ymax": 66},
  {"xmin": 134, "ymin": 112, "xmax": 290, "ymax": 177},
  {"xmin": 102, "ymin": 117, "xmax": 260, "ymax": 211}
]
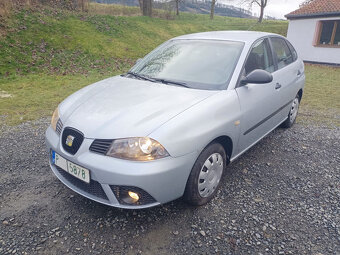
[{"xmin": 286, "ymin": 0, "xmax": 340, "ymax": 65}]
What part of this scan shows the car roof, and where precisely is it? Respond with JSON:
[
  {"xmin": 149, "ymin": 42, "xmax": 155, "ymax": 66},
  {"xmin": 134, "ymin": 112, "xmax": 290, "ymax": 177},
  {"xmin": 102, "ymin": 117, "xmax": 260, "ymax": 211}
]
[{"xmin": 172, "ymin": 31, "xmax": 279, "ymax": 43}]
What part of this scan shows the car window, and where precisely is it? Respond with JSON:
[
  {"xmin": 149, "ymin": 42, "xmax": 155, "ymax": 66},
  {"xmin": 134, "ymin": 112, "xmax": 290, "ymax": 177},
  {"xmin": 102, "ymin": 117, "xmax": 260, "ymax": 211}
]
[
  {"xmin": 271, "ymin": 37, "xmax": 294, "ymax": 70},
  {"xmin": 129, "ymin": 40, "xmax": 244, "ymax": 90},
  {"xmin": 244, "ymin": 39, "xmax": 274, "ymax": 75},
  {"xmin": 285, "ymin": 40, "xmax": 298, "ymax": 62}
]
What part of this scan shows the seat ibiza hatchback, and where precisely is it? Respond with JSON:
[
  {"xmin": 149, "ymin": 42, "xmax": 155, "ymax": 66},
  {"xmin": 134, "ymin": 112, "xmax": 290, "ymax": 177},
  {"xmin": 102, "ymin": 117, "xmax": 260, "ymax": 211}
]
[{"xmin": 46, "ymin": 31, "xmax": 305, "ymax": 209}]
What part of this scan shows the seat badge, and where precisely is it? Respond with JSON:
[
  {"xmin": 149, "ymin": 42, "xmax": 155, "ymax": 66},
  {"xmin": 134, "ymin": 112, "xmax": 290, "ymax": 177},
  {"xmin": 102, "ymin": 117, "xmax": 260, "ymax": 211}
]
[{"xmin": 66, "ymin": 135, "xmax": 75, "ymax": 147}]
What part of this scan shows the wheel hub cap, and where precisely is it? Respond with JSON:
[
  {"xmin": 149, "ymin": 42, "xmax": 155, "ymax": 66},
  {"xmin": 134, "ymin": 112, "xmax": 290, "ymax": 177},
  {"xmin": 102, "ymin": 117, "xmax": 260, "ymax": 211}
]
[
  {"xmin": 290, "ymin": 98, "xmax": 299, "ymax": 123},
  {"xmin": 198, "ymin": 153, "xmax": 224, "ymax": 198}
]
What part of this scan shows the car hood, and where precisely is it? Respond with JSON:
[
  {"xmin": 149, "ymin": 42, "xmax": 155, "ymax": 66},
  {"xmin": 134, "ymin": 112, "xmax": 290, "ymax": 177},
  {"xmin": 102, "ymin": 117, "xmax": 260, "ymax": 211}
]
[{"xmin": 60, "ymin": 76, "xmax": 217, "ymax": 139}]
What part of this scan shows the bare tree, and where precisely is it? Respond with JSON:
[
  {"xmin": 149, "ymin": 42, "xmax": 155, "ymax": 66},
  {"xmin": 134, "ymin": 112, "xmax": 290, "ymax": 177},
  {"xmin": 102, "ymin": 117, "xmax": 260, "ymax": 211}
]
[
  {"xmin": 140, "ymin": 0, "xmax": 152, "ymax": 17},
  {"xmin": 175, "ymin": 0, "xmax": 180, "ymax": 15},
  {"xmin": 80, "ymin": 0, "xmax": 85, "ymax": 12},
  {"xmin": 210, "ymin": 0, "xmax": 216, "ymax": 19},
  {"xmin": 244, "ymin": 0, "xmax": 268, "ymax": 23}
]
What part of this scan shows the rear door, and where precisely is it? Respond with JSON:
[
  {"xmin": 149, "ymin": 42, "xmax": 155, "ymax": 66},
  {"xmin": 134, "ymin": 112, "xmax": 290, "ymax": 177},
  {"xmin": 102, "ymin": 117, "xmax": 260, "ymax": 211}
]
[
  {"xmin": 235, "ymin": 38, "xmax": 279, "ymax": 153},
  {"xmin": 268, "ymin": 37, "xmax": 304, "ymax": 123}
]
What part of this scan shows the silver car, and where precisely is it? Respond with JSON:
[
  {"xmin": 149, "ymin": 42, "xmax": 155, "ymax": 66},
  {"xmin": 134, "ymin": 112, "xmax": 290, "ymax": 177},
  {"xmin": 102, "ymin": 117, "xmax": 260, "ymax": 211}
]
[{"xmin": 45, "ymin": 31, "xmax": 305, "ymax": 209}]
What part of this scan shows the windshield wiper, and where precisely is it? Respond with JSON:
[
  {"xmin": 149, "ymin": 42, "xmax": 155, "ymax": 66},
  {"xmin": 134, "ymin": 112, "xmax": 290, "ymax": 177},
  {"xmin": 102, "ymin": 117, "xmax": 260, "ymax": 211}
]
[
  {"xmin": 126, "ymin": 72, "xmax": 189, "ymax": 88},
  {"xmin": 126, "ymin": 72, "xmax": 157, "ymax": 82},
  {"xmin": 154, "ymin": 78, "xmax": 189, "ymax": 88}
]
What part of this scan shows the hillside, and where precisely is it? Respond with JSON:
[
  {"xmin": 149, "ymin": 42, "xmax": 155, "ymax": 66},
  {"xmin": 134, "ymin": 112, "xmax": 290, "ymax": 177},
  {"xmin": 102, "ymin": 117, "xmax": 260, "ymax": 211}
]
[
  {"xmin": 0, "ymin": 4, "xmax": 288, "ymax": 124},
  {"xmin": 0, "ymin": 4, "xmax": 288, "ymax": 78}
]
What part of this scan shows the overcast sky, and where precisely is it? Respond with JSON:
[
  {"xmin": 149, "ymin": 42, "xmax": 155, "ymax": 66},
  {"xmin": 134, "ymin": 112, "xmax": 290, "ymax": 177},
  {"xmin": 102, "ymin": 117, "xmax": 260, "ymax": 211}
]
[{"xmin": 220, "ymin": 0, "xmax": 306, "ymax": 19}]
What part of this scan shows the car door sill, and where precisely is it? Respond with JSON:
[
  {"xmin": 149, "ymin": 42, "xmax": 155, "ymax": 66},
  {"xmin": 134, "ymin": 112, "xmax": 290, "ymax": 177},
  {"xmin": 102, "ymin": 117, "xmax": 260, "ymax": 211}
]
[{"xmin": 230, "ymin": 116, "xmax": 288, "ymax": 163}]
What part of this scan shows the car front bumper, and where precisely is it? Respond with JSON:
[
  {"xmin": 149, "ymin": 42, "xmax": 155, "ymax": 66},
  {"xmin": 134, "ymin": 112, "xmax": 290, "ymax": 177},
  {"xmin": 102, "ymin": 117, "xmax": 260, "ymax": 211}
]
[{"xmin": 45, "ymin": 126, "xmax": 197, "ymax": 209}]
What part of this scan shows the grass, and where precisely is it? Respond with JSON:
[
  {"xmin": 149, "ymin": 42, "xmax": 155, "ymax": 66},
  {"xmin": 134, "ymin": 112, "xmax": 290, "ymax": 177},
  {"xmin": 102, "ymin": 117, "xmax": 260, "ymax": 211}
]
[
  {"xmin": 298, "ymin": 64, "xmax": 340, "ymax": 126},
  {"xmin": 0, "ymin": 0, "xmax": 12, "ymax": 19},
  {"xmin": 0, "ymin": 5, "xmax": 288, "ymax": 78},
  {"xmin": 0, "ymin": 4, "xmax": 338, "ymax": 126},
  {"xmin": 0, "ymin": 73, "xmax": 115, "ymax": 125},
  {"xmin": 88, "ymin": 3, "xmax": 140, "ymax": 16}
]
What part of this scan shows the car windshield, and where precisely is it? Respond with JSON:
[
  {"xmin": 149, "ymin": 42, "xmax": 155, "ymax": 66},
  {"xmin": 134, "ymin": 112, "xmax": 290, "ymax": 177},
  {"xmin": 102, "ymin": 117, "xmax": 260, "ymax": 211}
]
[{"xmin": 129, "ymin": 40, "xmax": 244, "ymax": 90}]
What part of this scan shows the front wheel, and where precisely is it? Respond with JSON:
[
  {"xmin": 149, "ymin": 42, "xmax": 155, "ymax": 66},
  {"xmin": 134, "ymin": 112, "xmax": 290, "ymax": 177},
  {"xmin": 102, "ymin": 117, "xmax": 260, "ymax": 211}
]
[
  {"xmin": 184, "ymin": 143, "xmax": 226, "ymax": 206},
  {"xmin": 281, "ymin": 94, "xmax": 300, "ymax": 128}
]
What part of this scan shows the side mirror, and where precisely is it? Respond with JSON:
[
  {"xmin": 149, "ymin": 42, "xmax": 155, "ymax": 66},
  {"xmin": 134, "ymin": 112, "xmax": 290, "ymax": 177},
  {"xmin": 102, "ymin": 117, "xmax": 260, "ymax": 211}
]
[{"xmin": 240, "ymin": 69, "xmax": 273, "ymax": 85}]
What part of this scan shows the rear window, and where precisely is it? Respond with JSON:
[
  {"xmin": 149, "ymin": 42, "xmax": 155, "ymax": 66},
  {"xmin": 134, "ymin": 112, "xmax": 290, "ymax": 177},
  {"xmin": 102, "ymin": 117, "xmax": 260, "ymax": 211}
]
[
  {"xmin": 285, "ymin": 40, "xmax": 298, "ymax": 62},
  {"xmin": 271, "ymin": 37, "xmax": 294, "ymax": 70}
]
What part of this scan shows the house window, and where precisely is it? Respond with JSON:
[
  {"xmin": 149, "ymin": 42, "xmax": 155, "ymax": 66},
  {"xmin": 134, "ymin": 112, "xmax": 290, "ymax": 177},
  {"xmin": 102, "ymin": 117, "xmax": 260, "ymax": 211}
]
[{"xmin": 315, "ymin": 20, "xmax": 340, "ymax": 47}]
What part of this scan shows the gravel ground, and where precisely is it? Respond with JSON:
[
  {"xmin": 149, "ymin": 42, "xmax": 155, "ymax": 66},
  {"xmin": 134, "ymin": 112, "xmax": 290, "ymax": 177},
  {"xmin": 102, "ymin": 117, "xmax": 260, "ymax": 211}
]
[{"xmin": 0, "ymin": 118, "xmax": 339, "ymax": 255}]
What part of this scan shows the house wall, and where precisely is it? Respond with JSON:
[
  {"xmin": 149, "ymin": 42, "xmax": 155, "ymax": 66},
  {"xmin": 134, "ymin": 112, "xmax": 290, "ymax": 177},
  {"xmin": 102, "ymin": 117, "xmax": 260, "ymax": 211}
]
[{"xmin": 287, "ymin": 17, "xmax": 340, "ymax": 64}]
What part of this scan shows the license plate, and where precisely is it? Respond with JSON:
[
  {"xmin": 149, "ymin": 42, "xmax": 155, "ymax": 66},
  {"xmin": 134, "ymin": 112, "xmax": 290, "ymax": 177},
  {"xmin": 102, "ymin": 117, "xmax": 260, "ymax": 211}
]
[{"xmin": 52, "ymin": 151, "xmax": 90, "ymax": 183}]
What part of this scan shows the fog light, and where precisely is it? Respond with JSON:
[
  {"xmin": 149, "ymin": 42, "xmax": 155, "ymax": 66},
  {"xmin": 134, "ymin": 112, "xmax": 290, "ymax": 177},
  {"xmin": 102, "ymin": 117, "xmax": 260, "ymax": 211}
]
[
  {"xmin": 128, "ymin": 191, "xmax": 139, "ymax": 201},
  {"xmin": 122, "ymin": 191, "xmax": 140, "ymax": 204}
]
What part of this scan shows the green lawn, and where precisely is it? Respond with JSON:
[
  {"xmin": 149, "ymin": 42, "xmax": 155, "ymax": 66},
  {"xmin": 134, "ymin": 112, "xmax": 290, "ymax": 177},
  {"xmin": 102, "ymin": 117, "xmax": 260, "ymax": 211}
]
[
  {"xmin": 0, "ymin": 5, "xmax": 339, "ymax": 126},
  {"xmin": 298, "ymin": 65, "xmax": 340, "ymax": 126},
  {"xmin": 0, "ymin": 73, "xmax": 113, "ymax": 124}
]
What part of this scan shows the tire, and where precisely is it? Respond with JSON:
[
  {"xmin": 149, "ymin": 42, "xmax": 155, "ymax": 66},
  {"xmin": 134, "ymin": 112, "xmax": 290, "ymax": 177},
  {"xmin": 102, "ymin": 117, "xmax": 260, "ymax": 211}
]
[
  {"xmin": 281, "ymin": 94, "xmax": 300, "ymax": 128},
  {"xmin": 184, "ymin": 143, "xmax": 226, "ymax": 206}
]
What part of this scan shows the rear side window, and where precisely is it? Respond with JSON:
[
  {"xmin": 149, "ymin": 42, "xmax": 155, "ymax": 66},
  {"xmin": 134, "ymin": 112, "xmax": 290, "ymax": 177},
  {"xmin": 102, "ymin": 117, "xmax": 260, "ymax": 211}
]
[
  {"xmin": 244, "ymin": 39, "xmax": 275, "ymax": 75},
  {"xmin": 285, "ymin": 40, "xmax": 298, "ymax": 61},
  {"xmin": 271, "ymin": 37, "xmax": 294, "ymax": 70}
]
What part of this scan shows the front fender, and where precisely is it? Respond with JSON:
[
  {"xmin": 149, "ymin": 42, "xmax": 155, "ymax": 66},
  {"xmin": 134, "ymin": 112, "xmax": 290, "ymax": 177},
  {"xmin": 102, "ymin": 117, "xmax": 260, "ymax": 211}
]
[{"xmin": 149, "ymin": 90, "xmax": 241, "ymax": 158}]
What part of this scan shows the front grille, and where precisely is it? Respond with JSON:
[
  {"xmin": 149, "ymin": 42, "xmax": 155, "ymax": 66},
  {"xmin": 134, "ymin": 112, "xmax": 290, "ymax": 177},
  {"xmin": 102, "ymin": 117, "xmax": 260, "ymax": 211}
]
[
  {"xmin": 62, "ymin": 127, "xmax": 84, "ymax": 155},
  {"xmin": 110, "ymin": 185, "xmax": 156, "ymax": 205},
  {"xmin": 56, "ymin": 118, "xmax": 63, "ymax": 135},
  {"xmin": 89, "ymin": 139, "xmax": 113, "ymax": 155},
  {"xmin": 55, "ymin": 165, "xmax": 108, "ymax": 201}
]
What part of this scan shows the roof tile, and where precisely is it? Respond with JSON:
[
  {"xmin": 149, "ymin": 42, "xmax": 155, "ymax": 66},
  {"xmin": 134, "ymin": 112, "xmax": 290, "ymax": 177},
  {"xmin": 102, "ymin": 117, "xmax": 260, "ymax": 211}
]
[{"xmin": 286, "ymin": 0, "xmax": 340, "ymax": 18}]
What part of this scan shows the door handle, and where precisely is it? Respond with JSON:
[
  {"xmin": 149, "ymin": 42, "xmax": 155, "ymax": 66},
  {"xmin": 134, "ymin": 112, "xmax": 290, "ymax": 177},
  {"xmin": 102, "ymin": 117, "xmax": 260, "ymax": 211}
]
[
  {"xmin": 297, "ymin": 70, "xmax": 302, "ymax": 76},
  {"xmin": 275, "ymin": 83, "xmax": 282, "ymax": 90}
]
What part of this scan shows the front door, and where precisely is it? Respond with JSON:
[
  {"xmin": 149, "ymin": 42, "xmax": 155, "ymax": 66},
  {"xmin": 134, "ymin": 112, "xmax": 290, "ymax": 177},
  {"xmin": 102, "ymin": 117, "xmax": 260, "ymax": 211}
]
[{"xmin": 236, "ymin": 38, "xmax": 278, "ymax": 154}]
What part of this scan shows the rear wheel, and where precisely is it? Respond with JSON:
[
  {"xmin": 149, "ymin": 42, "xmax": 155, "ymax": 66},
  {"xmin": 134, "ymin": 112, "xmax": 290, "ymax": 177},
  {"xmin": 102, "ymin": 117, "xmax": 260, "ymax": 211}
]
[
  {"xmin": 281, "ymin": 94, "xmax": 300, "ymax": 128},
  {"xmin": 184, "ymin": 143, "xmax": 226, "ymax": 206}
]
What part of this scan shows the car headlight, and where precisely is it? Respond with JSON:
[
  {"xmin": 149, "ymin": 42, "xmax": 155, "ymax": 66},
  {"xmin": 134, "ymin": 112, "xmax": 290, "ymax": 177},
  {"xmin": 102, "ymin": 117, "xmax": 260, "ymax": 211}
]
[
  {"xmin": 51, "ymin": 107, "xmax": 59, "ymax": 131},
  {"xmin": 106, "ymin": 137, "xmax": 169, "ymax": 161}
]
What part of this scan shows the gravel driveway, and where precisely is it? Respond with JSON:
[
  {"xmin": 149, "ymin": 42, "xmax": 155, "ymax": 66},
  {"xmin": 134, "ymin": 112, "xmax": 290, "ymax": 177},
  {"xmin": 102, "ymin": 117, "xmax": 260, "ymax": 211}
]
[{"xmin": 0, "ymin": 118, "xmax": 339, "ymax": 255}]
